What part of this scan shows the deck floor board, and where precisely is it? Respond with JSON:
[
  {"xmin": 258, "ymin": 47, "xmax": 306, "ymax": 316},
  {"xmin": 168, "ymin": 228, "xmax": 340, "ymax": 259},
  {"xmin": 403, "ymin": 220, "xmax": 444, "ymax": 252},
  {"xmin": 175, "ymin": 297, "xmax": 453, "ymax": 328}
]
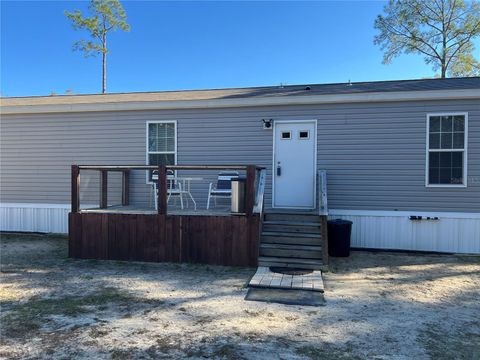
[{"xmin": 80, "ymin": 204, "xmax": 235, "ymax": 216}]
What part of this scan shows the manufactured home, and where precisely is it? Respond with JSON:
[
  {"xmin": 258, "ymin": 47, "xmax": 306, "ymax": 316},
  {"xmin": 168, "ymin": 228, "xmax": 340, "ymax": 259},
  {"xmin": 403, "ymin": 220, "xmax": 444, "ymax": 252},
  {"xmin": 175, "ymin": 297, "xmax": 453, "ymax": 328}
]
[{"xmin": 1, "ymin": 77, "xmax": 479, "ymax": 265}]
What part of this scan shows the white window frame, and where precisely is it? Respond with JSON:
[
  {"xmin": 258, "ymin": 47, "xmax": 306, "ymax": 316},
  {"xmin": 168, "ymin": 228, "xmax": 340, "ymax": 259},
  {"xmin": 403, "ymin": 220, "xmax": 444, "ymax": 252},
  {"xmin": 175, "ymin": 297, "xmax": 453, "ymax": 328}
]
[
  {"xmin": 146, "ymin": 120, "xmax": 177, "ymax": 184},
  {"xmin": 425, "ymin": 112, "xmax": 468, "ymax": 188}
]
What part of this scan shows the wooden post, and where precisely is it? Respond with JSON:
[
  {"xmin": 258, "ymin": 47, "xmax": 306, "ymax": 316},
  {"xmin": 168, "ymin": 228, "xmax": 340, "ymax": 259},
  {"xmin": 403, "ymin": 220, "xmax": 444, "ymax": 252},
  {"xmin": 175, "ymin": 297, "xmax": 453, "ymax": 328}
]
[
  {"xmin": 100, "ymin": 170, "xmax": 108, "ymax": 209},
  {"xmin": 157, "ymin": 165, "xmax": 167, "ymax": 215},
  {"xmin": 122, "ymin": 170, "xmax": 130, "ymax": 206},
  {"xmin": 71, "ymin": 165, "xmax": 80, "ymax": 213},
  {"xmin": 245, "ymin": 165, "xmax": 256, "ymax": 217},
  {"xmin": 321, "ymin": 216, "xmax": 329, "ymax": 266}
]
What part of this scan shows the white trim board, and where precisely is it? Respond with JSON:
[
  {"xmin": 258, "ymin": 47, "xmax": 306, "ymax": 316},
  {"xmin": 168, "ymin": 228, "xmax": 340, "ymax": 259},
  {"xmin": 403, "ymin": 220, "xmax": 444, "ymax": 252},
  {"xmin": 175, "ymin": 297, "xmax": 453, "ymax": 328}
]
[{"xmin": 2, "ymin": 89, "xmax": 479, "ymax": 114}]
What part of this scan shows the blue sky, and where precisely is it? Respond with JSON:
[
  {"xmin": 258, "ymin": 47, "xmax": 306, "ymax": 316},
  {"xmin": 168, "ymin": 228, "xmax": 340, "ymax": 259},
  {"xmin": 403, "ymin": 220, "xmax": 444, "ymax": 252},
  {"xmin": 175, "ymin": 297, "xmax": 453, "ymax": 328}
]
[{"xmin": 0, "ymin": 0, "xmax": 470, "ymax": 97}]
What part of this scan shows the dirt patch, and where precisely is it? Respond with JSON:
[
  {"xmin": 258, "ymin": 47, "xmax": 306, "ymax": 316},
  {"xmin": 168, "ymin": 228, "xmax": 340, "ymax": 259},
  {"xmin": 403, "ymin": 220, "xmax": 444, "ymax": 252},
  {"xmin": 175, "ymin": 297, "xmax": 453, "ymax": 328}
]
[{"xmin": 1, "ymin": 233, "xmax": 479, "ymax": 359}]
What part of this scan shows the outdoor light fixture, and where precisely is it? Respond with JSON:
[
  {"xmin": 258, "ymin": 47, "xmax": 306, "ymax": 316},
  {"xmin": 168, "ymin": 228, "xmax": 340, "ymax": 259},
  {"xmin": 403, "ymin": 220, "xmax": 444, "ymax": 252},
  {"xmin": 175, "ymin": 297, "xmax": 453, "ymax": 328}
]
[{"xmin": 262, "ymin": 118, "xmax": 273, "ymax": 129}]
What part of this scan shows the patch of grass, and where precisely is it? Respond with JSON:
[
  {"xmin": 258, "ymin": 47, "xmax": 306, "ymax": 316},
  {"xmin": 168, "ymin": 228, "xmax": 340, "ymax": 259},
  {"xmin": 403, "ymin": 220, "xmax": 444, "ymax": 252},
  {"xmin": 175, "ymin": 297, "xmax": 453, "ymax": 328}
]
[
  {"xmin": 194, "ymin": 315, "xmax": 214, "ymax": 326},
  {"xmin": 296, "ymin": 344, "xmax": 362, "ymax": 360},
  {"xmin": 184, "ymin": 342, "xmax": 246, "ymax": 360},
  {"xmin": 243, "ymin": 309, "xmax": 261, "ymax": 317},
  {"xmin": 1, "ymin": 287, "xmax": 165, "ymax": 339},
  {"xmin": 0, "ymin": 232, "xmax": 66, "ymax": 241},
  {"xmin": 211, "ymin": 344, "xmax": 246, "ymax": 359},
  {"xmin": 110, "ymin": 349, "xmax": 133, "ymax": 360},
  {"xmin": 89, "ymin": 326, "xmax": 111, "ymax": 338},
  {"xmin": 242, "ymin": 332, "xmax": 261, "ymax": 341},
  {"xmin": 0, "ymin": 233, "xmax": 68, "ymax": 271},
  {"xmin": 141, "ymin": 336, "xmax": 183, "ymax": 357},
  {"xmin": 155, "ymin": 336, "xmax": 177, "ymax": 349},
  {"xmin": 236, "ymin": 282, "xmax": 249, "ymax": 290},
  {"xmin": 419, "ymin": 325, "xmax": 480, "ymax": 360},
  {"xmin": 457, "ymin": 255, "xmax": 480, "ymax": 263}
]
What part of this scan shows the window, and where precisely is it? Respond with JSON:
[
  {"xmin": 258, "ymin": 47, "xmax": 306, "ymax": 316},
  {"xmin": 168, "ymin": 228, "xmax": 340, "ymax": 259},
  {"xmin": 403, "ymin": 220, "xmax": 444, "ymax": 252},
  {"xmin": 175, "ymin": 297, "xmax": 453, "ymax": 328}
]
[
  {"xmin": 281, "ymin": 131, "xmax": 291, "ymax": 139},
  {"xmin": 299, "ymin": 130, "xmax": 310, "ymax": 139},
  {"xmin": 146, "ymin": 121, "xmax": 176, "ymax": 182},
  {"xmin": 426, "ymin": 113, "xmax": 467, "ymax": 187}
]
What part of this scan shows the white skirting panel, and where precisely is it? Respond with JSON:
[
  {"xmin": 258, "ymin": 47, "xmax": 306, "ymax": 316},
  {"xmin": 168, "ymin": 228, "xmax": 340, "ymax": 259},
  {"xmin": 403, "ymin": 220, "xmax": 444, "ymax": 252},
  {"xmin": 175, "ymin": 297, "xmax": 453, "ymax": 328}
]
[
  {"xmin": 2, "ymin": 204, "xmax": 479, "ymax": 253},
  {"xmin": 329, "ymin": 210, "xmax": 480, "ymax": 254},
  {"xmin": 0, "ymin": 203, "xmax": 70, "ymax": 234}
]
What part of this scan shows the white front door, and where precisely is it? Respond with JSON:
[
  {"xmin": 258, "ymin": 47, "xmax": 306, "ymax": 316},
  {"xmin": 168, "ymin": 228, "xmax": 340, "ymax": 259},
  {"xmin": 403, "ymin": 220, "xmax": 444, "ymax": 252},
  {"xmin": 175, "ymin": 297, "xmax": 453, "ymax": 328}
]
[{"xmin": 273, "ymin": 120, "xmax": 317, "ymax": 209}]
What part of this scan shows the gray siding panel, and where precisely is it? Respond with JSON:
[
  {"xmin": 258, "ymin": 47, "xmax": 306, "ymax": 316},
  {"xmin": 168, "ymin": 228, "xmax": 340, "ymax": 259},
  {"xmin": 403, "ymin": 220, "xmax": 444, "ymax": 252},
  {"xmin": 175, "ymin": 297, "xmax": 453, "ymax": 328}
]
[{"xmin": 1, "ymin": 99, "xmax": 479, "ymax": 212}]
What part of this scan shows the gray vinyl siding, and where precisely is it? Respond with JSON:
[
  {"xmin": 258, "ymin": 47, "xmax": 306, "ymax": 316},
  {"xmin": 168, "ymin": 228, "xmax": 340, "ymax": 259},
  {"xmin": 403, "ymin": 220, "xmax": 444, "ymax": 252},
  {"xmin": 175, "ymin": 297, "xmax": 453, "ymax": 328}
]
[{"xmin": 1, "ymin": 99, "xmax": 479, "ymax": 212}]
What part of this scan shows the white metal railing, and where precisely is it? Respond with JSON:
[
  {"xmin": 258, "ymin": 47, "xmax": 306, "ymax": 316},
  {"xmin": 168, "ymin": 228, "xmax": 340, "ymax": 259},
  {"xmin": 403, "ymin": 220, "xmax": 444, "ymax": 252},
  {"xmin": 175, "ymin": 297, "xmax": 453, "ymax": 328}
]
[
  {"xmin": 318, "ymin": 169, "xmax": 328, "ymax": 216},
  {"xmin": 253, "ymin": 169, "xmax": 267, "ymax": 214}
]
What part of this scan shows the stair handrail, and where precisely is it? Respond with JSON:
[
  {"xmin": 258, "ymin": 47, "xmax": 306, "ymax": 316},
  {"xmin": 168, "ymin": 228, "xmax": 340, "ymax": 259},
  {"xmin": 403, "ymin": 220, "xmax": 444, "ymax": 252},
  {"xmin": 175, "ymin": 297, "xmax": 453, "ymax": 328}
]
[
  {"xmin": 318, "ymin": 169, "xmax": 328, "ymax": 216},
  {"xmin": 253, "ymin": 169, "xmax": 267, "ymax": 215}
]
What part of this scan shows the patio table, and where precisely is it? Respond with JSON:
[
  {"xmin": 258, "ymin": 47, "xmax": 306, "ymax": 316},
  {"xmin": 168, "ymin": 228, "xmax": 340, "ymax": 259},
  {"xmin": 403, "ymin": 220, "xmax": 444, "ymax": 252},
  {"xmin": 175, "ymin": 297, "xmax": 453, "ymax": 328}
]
[{"xmin": 168, "ymin": 176, "xmax": 203, "ymax": 210}]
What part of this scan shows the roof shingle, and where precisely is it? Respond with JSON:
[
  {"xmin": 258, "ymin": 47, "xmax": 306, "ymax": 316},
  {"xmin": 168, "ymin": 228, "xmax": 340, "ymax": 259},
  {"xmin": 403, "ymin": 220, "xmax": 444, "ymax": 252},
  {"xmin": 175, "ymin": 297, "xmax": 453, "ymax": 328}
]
[{"xmin": 1, "ymin": 77, "xmax": 479, "ymax": 107}]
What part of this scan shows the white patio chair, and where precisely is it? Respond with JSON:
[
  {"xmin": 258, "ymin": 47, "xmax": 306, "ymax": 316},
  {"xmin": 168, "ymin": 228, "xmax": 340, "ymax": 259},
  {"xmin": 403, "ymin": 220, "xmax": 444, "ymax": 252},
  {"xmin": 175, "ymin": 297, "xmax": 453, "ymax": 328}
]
[
  {"xmin": 206, "ymin": 171, "xmax": 239, "ymax": 209},
  {"xmin": 152, "ymin": 169, "xmax": 184, "ymax": 210}
]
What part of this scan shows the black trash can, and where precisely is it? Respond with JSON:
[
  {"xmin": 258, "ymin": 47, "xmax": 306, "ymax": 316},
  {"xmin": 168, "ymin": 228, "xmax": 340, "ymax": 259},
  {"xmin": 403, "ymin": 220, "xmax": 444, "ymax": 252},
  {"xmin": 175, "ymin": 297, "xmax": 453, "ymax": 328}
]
[{"xmin": 327, "ymin": 219, "xmax": 353, "ymax": 257}]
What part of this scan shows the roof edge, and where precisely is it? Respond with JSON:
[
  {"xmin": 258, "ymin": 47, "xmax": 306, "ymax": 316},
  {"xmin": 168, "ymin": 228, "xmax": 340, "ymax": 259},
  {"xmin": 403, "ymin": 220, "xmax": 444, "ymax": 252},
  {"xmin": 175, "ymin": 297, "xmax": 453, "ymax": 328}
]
[{"xmin": 2, "ymin": 88, "xmax": 479, "ymax": 115}]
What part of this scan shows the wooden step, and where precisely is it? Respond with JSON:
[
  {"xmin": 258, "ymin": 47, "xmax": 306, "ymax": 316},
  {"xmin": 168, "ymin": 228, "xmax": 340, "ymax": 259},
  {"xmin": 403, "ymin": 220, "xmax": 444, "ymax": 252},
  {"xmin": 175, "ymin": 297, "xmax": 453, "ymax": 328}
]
[
  {"xmin": 261, "ymin": 232, "xmax": 321, "ymax": 246},
  {"xmin": 264, "ymin": 212, "xmax": 321, "ymax": 222},
  {"xmin": 260, "ymin": 243, "xmax": 322, "ymax": 259},
  {"xmin": 261, "ymin": 243, "xmax": 322, "ymax": 252},
  {"xmin": 262, "ymin": 222, "xmax": 321, "ymax": 234},
  {"xmin": 263, "ymin": 220, "xmax": 321, "ymax": 227},
  {"xmin": 258, "ymin": 256, "xmax": 323, "ymax": 270}
]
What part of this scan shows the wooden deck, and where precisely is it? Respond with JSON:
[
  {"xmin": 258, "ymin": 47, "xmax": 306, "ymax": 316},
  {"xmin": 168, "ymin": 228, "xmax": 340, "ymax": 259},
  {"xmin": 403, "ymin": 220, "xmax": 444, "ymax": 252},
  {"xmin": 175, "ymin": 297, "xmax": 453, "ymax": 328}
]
[{"xmin": 69, "ymin": 164, "xmax": 266, "ymax": 267}]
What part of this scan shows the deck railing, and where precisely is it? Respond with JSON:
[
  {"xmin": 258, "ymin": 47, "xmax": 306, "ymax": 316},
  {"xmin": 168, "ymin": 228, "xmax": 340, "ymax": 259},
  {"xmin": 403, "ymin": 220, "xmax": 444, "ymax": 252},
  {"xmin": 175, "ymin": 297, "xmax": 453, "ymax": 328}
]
[
  {"xmin": 317, "ymin": 169, "xmax": 328, "ymax": 216},
  {"xmin": 317, "ymin": 169, "xmax": 329, "ymax": 265},
  {"xmin": 71, "ymin": 164, "xmax": 265, "ymax": 217},
  {"xmin": 253, "ymin": 168, "xmax": 267, "ymax": 215}
]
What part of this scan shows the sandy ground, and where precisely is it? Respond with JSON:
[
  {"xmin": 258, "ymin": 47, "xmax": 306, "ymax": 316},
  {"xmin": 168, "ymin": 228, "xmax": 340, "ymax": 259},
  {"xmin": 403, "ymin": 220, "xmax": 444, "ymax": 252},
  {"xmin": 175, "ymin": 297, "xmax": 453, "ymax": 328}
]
[{"xmin": 1, "ymin": 233, "xmax": 479, "ymax": 360}]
